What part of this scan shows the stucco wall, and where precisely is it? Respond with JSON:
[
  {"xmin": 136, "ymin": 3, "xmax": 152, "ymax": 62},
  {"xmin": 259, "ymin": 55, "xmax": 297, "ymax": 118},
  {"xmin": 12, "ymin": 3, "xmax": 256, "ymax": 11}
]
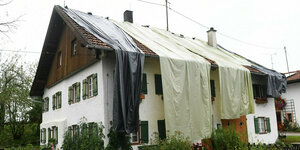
[
  {"xmin": 40, "ymin": 60, "xmax": 104, "ymax": 148},
  {"xmin": 282, "ymin": 82, "xmax": 300, "ymax": 123},
  {"xmin": 246, "ymin": 98, "xmax": 278, "ymax": 144}
]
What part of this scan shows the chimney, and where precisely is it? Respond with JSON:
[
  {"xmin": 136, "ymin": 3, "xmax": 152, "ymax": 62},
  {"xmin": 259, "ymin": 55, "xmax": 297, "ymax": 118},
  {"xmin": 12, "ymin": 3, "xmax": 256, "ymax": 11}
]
[
  {"xmin": 207, "ymin": 27, "xmax": 217, "ymax": 48},
  {"xmin": 124, "ymin": 10, "xmax": 133, "ymax": 23}
]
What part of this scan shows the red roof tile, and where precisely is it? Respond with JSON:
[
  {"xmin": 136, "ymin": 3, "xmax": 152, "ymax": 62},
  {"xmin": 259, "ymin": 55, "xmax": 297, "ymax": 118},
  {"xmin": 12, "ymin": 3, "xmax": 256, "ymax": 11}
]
[{"xmin": 287, "ymin": 70, "xmax": 300, "ymax": 82}]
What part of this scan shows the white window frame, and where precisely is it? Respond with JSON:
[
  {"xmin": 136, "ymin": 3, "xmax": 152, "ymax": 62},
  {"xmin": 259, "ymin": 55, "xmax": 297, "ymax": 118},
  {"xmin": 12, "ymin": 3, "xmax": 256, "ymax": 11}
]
[{"xmin": 72, "ymin": 84, "xmax": 77, "ymax": 104}]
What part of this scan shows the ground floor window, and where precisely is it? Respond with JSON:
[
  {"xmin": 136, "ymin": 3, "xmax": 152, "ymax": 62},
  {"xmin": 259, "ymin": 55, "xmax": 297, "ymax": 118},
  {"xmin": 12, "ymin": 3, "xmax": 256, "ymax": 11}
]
[
  {"xmin": 254, "ymin": 117, "xmax": 271, "ymax": 134},
  {"xmin": 286, "ymin": 113, "xmax": 293, "ymax": 122}
]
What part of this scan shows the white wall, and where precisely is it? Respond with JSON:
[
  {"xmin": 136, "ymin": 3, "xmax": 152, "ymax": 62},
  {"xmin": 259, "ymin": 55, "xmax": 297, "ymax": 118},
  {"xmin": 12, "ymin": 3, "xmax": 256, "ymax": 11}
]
[
  {"xmin": 40, "ymin": 60, "xmax": 105, "ymax": 149},
  {"xmin": 246, "ymin": 98, "xmax": 278, "ymax": 144},
  {"xmin": 282, "ymin": 82, "xmax": 300, "ymax": 123}
]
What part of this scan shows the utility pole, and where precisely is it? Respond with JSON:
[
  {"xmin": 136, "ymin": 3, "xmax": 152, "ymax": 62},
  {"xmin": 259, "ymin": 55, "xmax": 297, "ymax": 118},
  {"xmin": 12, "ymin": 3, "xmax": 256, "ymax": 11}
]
[
  {"xmin": 165, "ymin": 0, "xmax": 169, "ymax": 31},
  {"xmin": 284, "ymin": 46, "xmax": 290, "ymax": 76},
  {"xmin": 270, "ymin": 53, "xmax": 277, "ymax": 70}
]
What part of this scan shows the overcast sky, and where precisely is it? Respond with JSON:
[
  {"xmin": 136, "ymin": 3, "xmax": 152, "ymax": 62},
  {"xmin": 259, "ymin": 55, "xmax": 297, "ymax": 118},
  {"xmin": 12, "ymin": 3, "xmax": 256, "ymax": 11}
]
[{"xmin": 1, "ymin": 0, "xmax": 299, "ymax": 73}]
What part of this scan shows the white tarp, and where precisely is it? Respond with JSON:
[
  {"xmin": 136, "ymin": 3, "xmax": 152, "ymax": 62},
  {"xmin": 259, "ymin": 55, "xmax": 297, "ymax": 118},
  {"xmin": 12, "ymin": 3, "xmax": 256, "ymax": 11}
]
[{"xmin": 113, "ymin": 21, "xmax": 212, "ymax": 141}]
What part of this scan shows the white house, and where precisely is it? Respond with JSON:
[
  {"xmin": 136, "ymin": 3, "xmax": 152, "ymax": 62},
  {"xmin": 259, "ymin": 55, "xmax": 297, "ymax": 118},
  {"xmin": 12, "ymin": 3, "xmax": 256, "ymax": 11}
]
[
  {"xmin": 30, "ymin": 5, "xmax": 286, "ymax": 149},
  {"xmin": 280, "ymin": 71, "xmax": 300, "ymax": 125}
]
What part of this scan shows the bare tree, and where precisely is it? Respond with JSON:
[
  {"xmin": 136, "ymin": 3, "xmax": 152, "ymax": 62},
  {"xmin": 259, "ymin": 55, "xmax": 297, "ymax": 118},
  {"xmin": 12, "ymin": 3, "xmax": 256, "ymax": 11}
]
[{"xmin": 0, "ymin": 0, "xmax": 21, "ymax": 37}]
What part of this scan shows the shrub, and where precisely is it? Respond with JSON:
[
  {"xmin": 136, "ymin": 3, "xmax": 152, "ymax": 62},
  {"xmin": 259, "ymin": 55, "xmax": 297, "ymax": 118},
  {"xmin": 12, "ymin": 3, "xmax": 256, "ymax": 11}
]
[
  {"xmin": 105, "ymin": 127, "xmax": 132, "ymax": 150},
  {"xmin": 210, "ymin": 127, "xmax": 247, "ymax": 150},
  {"xmin": 150, "ymin": 131, "xmax": 192, "ymax": 150},
  {"xmin": 62, "ymin": 122, "xmax": 105, "ymax": 150}
]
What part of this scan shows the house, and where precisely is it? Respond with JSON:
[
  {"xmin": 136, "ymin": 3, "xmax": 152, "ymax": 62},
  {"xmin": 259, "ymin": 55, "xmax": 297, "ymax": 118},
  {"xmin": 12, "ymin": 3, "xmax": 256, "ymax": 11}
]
[
  {"xmin": 280, "ymin": 71, "xmax": 300, "ymax": 126},
  {"xmin": 30, "ymin": 5, "xmax": 286, "ymax": 149}
]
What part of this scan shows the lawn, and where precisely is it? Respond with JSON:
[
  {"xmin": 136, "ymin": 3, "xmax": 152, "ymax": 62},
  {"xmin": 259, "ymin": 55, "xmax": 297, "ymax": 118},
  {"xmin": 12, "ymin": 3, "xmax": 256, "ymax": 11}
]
[{"xmin": 280, "ymin": 136, "xmax": 300, "ymax": 144}]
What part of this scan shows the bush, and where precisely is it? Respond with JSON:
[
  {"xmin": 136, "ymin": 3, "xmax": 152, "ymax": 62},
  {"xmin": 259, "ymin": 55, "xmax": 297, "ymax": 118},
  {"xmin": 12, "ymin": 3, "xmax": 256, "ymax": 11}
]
[
  {"xmin": 62, "ymin": 122, "xmax": 105, "ymax": 150},
  {"xmin": 210, "ymin": 127, "xmax": 247, "ymax": 150},
  {"xmin": 150, "ymin": 131, "xmax": 192, "ymax": 150},
  {"xmin": 105, "ymin": 127, "xmax": 132, "ymax": 150}
]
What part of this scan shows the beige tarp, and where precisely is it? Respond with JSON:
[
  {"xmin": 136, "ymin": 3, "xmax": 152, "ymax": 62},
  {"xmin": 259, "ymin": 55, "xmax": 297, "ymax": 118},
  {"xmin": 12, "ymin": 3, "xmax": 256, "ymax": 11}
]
[
  {"xmin": 113, "ymin": 21, "xmax": 212, "ymax": 141},
  {"xmin": 113, "ymin": 21, "xmax": 255, "ymax": 140},
  {"xmin": 150, "ymin": 28, "xmax": 254, "ymax": 119}
]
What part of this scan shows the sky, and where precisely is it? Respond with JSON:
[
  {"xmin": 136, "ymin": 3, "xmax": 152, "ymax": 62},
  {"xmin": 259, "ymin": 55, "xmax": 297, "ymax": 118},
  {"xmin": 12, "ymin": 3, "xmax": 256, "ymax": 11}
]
[{"xmin": 0, "ymin": 0, "xmax": 300, "ymax": 73}]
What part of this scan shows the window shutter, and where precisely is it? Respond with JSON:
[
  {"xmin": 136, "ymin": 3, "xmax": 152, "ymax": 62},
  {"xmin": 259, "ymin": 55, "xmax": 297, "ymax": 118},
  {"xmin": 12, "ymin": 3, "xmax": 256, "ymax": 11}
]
[
  {"xmin": 262, "ymin": 85, "xmax": 267, "ymax": 98},
  {"xmin": 157, "ymin": 120, "xmax": 166, "ymax": 140},
  {"xmin": 141, "ymin": 74, "xmax": 147, "ymax": 94},
  {"xmin": 155, "ymin": 74, "xmax": 163, "ymax": 95},
  {"xmin": 82, "ymin": 123, "xmax": 87, "ymax": 134},
  {"xmin": 42, "ymin": 100, "xmax": 45, "ymax": 113},
  {"xmin": 210, "ymin": 80, "xmax": 216, "ymax": 97},
  {"xmin": 52, "ymin": 94, "xmax": 56, "ymax": 110},
  {"xmin": 58, "ymin": 92, "xmax": 62, "ymax": 108},
  {"xmin": 43, "ymin": 128, "xmax": 46, "ymax": 143},
  {"xmin": 46, "ymin": 97, "xmax": 49, "ymax": 111},
  {"xmin": 140, "ymin": 121, "xmax": 149, "ymax": 143},
  {"xmin": 68, "ymin": 126, "xmax": 72, "ymax": 136},
  {"xmin": 266, "ymin": 117, "xmax": 271, "ymax": 133},
  {"xmin": 254, "ymin": 117, "xmax": 259, "ymax": 134},
  {"xmin": 76, "ymin": 125, "xmax": 80, "ymax": 135},
  {"xmin": 76, "ymin": 82, "xmax": 80, "ymax": 102},
  {"xmin": 93, "ymin": 73, "xmax": 98, "ymax": 96},
  {"xmin": 55, "ymin": 127, "xmax": 58, "ymax": 142},
  {"xmin": 68, "ymin": 86, "xmax": 72, "ymax": 105},
  {"xmin": 48, "ymin": 128, "xmax": 51, "ymax": 142},
  {"xmin": 83, "ymin": 79, "xmax": 87, "ymax": 100}
]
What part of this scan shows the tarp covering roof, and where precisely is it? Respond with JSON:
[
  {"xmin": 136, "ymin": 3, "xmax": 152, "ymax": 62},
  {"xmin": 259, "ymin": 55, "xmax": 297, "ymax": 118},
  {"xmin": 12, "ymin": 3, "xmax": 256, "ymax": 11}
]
[{"xmin": 63, "ymin": 8, "xmax": 145, "ymax": 133}]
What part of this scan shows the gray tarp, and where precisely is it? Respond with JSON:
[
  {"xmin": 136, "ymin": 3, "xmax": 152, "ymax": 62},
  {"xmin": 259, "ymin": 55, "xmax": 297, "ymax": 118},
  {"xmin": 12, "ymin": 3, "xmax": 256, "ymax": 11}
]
[
  {"xmin": 218, "ymin": 45, "xmax": 287, "ymax": 98},
  {"xmin": 63, "ymin": 8, "xmax": 145, "ymax": 133}
]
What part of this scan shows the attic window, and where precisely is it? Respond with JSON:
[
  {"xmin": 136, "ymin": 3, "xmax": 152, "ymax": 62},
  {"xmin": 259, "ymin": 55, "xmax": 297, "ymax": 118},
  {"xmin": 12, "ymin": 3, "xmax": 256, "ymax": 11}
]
[
  {"xmin": 57, "ymin": 51, "xmax": 62, "ymax": 68},
  {"xmin": 72, "ymin": 39, "xmax": 77, "ymax": 56}
]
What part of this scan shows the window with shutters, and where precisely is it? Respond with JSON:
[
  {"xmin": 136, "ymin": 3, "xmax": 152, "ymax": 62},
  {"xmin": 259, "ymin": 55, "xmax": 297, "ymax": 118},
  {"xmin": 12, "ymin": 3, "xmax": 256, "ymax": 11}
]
[
  {"xmin": 52, "ymin": 92, "xmax": 62, "ymax": 110},
  {"xmin": 43, "ymin": 97, "xmax": 49, "ymax": 112},
  {"xmin": 51, "ymin": 126, "xmax": 58, "ymax": 143},
  {"xmin": 83, "ymin": 74, "xmax": 98, "ymax": 100},
  {"xmin": 254, "ymin": 117, "xmax": 271, "ymax": 134},
  {"xmin": 68, "ymin": 82, "xmax": 80, "ymax": 105},
  {"xmin": 130, "ymin": 124, "xmax": 140, "ymax": 144}
]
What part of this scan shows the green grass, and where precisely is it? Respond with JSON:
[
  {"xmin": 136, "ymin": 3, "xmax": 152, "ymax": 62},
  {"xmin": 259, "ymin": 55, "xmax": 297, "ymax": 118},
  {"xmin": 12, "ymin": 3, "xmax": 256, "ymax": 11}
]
[{"xmin": 280, "ymin": 136, "xmax": 300, "ymax": 144}]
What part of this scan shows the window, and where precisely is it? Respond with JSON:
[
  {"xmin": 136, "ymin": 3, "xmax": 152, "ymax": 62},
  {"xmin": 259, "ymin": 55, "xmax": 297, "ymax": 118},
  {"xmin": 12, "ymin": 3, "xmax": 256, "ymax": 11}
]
[
  {"xmin": 287, "ymin": 113, "xmax": 293, "ymax": 122},
  {"xmin": 51, "ymin": 126, "xmax": 58, "ymax": 143},
  {"xmin": 254, "ymin": 117, "xmax": 271, "ymax": 134},
  {"xmin": 130, "ymin": 131, "xmax": 139, "ymax": 144},
  {"xmin": 155, "ymin": 74, "xmax": 163, "ymax": 95},
  {"xmin": 68, "ymin": 82, "xmax": 80, "ymax": 105},
  {"xmin": 43, "ymin": 97, "xmax": 49, "ymax": 112},
  {"xmin": 253, "ymin": 84, "xmax": 267, "ymax": 99},
  {"xmin": 82, "ymin": 74, "xmax": 98, "ymax": 100},
  {"xmin": 71, "ymin": 39, "xmax": 77, "ymax": 56},
  {"xmin": 41, "ymin": 128, "xmax": 46, "ymax": 143},
  {"xmin": 52, "ymin": 92, "xmax": 62, "ymax": 110},
  {"xmin": 57, "ymin": 51, "xmax": 62, "ymax": 68}
]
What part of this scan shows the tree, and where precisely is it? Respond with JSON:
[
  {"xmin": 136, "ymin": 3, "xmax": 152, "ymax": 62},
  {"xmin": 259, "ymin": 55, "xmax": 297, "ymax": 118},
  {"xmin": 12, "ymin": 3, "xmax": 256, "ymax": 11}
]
[
  {"xmin": 0, "ymin": 55, "xmax": 35, "ymax": 140},
  {"xmin": 0, "ymin": 0, "xmax": 21, "ymax": 37}
]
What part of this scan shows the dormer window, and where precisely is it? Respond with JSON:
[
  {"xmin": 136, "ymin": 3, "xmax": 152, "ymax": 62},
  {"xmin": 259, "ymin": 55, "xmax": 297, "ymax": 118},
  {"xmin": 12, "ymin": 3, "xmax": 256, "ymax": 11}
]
[{"xmin": 71, "ymin": 39, "xmax": 77, "ymax": 56}]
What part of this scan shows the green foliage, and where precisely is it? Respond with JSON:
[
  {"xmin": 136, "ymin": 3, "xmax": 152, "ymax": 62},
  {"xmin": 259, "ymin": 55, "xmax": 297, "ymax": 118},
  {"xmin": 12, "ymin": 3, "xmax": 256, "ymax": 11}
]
[
  {"xmin": 105, "ymin": 127, "xmax": 132, "ymax": 150},
  {"xmin": 148, "ymin": 131, "xmax": 192, "ymax": 150},
  {"xmin": 62, "ymin": 122, "xmax": 105, "ymax": 150},
  {"xmin": 210, "ymin": 128, "xmax": 247, "ymax": 150}
]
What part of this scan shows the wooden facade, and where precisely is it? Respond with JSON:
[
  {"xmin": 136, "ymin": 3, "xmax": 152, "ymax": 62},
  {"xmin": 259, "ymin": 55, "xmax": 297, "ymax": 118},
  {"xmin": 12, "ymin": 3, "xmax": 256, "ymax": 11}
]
[{"xmin": 46, "ymin": 25, "xmax": 97, "ymax": 87}]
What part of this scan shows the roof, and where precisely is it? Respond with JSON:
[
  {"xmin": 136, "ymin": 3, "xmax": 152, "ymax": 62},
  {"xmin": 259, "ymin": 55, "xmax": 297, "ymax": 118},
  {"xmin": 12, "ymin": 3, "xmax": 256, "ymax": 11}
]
[
  {"xmin": 287, "ymin": 70, "xmax": 300, "ymax": 84},
  {"xmin": 30, "ymin": 5, "xmax": 268, "ymax": 96}
]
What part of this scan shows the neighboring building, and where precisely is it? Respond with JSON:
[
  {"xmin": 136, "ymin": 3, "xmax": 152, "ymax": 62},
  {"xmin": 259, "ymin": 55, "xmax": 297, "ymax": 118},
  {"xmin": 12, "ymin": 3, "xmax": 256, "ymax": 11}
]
[
  {"xmin": 30, "ymin": 5, "xmax": 284, "ymax": 149},
  {"xmin": 280, "ymin": 71, "xmax": 300, "ymax": 125}
]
